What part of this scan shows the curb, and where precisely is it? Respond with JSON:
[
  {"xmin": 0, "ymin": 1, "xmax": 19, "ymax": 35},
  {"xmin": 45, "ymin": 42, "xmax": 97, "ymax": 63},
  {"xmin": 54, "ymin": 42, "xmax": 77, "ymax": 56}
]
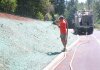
[{"xmin": 43, "ymin": 35, "xmax": 80, "ymax": 70}]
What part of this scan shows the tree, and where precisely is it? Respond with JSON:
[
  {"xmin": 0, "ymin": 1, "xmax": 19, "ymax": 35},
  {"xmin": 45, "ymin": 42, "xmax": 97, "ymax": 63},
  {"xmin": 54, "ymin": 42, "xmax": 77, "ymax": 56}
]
[
  {"xmin": 54, "ymin": 0, "xmax": 66, "ymax": 15},
  {"xmin": 16, "ymin": 0, "xmax": 52, "ymax": 19},
  {"xmin": 93, "ymin": 0, "xmax": 100, "ymax": 22},
  {"xmin": 86, "ymin": 0, "xmax": 93, "ymax": 10},
  {"xmin": 64, "ymin": 0, "xmax": 77, "ymax": 28},
  {"xmin": 0, "ymin": 0, "xmax": 17, "ymax": 13},
  {"xmin": 16, "ymin": 0, "xmax": 35, "ymax": 17}
]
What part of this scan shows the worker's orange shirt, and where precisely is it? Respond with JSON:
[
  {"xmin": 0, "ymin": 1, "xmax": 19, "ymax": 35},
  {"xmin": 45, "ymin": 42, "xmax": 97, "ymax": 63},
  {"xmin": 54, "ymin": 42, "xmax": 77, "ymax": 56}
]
[{"xmin": 59, "ymin": 19, "xmax": 68, "ymax": 34}]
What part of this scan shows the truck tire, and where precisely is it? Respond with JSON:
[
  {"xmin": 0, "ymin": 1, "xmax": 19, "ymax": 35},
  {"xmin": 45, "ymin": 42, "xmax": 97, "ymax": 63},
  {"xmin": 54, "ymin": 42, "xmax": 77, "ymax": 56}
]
[{"xmin": 87, "ymin": 27, "xmax": 93, "ymax": 35}]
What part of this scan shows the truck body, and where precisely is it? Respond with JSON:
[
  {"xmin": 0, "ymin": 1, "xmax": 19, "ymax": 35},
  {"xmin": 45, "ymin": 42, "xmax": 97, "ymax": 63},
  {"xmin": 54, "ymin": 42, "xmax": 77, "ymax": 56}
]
[{"xmin": 73, "ymin": 11, "xmax": 94, "ymax": 35}]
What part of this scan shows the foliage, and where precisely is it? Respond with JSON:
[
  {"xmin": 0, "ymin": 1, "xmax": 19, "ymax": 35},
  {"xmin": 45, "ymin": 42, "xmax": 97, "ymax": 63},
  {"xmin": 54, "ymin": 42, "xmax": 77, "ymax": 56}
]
[
  {"xmin": 16, "ymin": 0, "xmax": 52, "ymax": 18},
  {"xmin": 95, "ymin": 22, "xmax": 100, "ymax": 30},
  {"xmin": 96, "ymin": 20, "xmax": 100, "ymax": 24},
  {"xmin": 3, "ymin": 0, "xmax": 100, "ymax": 26},
  {"xmin": 64, "ymin": 0, "xmax": 77, "ymax": 28},
  {"xmin": 36, "ymin": 12, "xmax": 44, "ymax": 20},
  {"xmin": 77, "ymin": 3, "xmax": 86, "ymax": 10},
  {"xmin": 44, "ymin": 13, "xmax": 52, "ymax": 21},
  {"xmin": 54, "ymin": 0, "xmax": 65, "ymax": 15},
  {"xmin": 0, "ymin": 0, "xmax": 17, "ymax": 13},
  {"xmin": 93, "ymin": 1, "xmax": 100, "ymax": 22},
  {"xmin": 86, "ymin": 0, "xmax": 94, "ymax": 10},
  {"xmin": 16, "ymin": 0, "xmax": 35, "ymax": 17},
  {"xmin": 40, "ymin": 0, "xmax": 51, "ymax": 15}
]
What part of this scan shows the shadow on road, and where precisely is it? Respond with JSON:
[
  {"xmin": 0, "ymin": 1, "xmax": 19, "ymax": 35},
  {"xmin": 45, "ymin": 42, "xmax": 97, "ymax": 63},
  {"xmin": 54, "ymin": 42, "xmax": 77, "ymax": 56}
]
[{"xmin": 46, "ymin": 52, "xmax": 61, "ymax": 56}]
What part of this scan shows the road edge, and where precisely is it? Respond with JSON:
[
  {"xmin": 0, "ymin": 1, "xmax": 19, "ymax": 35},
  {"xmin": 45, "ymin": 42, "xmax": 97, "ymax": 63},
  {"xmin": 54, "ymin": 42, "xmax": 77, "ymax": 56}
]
[{"xmin": 43, "ymin": 35, "xmax": 80, "ymax": 70}]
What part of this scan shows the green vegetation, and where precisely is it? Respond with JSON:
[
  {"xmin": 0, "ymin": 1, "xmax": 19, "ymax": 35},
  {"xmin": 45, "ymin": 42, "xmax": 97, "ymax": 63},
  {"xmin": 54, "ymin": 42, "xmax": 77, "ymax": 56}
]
[
  {"xmin": 0, "ymin": 0, "xmax": 78, "ymax": 27},
  {"xmin": 15, "ymin": 0, "xmax": 52, "ymax": 18},
  {"xmin": 36, "ymin": 12, "xmax": 44, "ymax": 20},
  {"xmin": 95, "ymin": 19, "xmax": 100, "ymax": 30},
  {"xmin": 0, "ymin": 0, "xmax": 17, "ymax": 13},
  {"xmin": 92, "ymin": 0, "xmax": 100, "ymax": 30},
  {"xmin": 93, "ymin": 1, "xmax": 100, "ymax": 22},
  {"xmin": 64, "ymin": 0, "xmax": 77, "ymax": 28},
  {"xmin": 0, "ymin": 0, "xmax": 100, "ymax": 28},
  {"xmin": 95, "ymin": 23, "xmax": 100, "ymax": 30}
]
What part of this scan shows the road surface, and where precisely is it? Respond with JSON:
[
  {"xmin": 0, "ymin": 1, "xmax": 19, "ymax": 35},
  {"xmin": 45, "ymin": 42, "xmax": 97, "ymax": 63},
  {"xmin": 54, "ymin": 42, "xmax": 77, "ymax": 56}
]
[{"xmin": 55, "ymin": 29, "xmax": 100, "ymax": 70}]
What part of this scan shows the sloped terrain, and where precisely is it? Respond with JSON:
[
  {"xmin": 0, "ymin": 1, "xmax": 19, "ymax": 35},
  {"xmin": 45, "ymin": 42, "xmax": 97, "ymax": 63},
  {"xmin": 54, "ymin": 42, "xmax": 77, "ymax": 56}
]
[{"xmin": 0, "ymin": 14, "xmax": 78, "ymax": 70}]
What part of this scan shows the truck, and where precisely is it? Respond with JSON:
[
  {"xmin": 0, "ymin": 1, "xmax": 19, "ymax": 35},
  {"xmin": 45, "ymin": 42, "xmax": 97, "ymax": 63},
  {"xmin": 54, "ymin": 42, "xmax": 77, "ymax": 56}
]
[{"xmin": 73, "ymin": 10, "xmax": 94, "ymax": 35}]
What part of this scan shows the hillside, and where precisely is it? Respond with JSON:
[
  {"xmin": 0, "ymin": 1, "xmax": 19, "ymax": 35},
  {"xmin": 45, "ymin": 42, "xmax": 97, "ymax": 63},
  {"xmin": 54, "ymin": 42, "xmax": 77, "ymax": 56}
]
[{"xmin": 0, "ymin": 13, "xmax": 78, "ymax": 70}]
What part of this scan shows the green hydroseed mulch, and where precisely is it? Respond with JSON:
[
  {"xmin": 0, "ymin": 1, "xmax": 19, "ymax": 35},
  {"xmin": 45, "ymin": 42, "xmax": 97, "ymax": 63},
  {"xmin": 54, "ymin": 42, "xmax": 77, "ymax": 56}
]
[{"xmin": 0, "ymin": 18, "xmax": 78, "ymax": 70}]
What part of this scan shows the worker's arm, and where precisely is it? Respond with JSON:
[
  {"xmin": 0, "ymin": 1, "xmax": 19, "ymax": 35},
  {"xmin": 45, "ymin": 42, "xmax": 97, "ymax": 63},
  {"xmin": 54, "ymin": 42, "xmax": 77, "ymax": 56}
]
[
  {"xmin": 55, "ymin": 20, "xmax": 60, "ymax": 27},
  {"xmin": 65, "ymin": 19, "xmax": 68, "ymax": 34}
]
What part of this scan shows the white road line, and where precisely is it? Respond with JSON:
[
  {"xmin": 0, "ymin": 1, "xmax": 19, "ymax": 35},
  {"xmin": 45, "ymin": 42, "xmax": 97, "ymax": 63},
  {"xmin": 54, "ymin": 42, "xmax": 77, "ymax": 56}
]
[
  {"xmin": 69, "ymin": 45, "xmax": 78, "ymax": 70},
  {"xmin": 69, "ymin": 35, "xmax": 81, "ymax": 70},
  {"xmin": 69, "ymin": 35, "xmax": 90, "ymax": 70},
  {"xmin": 43, "ymin": 35, "xmax": 80, "ymax": 70},
  {"xmin": 92, "ymin": 35, "xmax": 100, "ymax": 45}
]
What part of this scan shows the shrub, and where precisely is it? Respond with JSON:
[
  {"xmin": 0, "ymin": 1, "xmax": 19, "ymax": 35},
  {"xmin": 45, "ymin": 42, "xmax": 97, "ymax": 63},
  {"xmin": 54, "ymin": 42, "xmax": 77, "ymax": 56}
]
[
  {"xmin": 36, "ymin": 12, "xmax": 44, "ymax": 20},
  {"xmin": 44, "ymin": 13, "xmax": 52, "ymax": 21},
  {"xmin": 96, "ymin": 20, "xmax": 100, "ymax": 24},
  {"xmin": 0, "ymin": 0, "xmax": 17, "ymax": 13}
]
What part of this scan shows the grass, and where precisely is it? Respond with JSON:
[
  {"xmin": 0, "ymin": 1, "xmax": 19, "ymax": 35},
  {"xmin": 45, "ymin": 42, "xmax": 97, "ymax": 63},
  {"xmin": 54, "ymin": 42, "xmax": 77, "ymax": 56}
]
[{"xmin": 95, "ymin": 24, "xmax": 100, "ymax": 30}]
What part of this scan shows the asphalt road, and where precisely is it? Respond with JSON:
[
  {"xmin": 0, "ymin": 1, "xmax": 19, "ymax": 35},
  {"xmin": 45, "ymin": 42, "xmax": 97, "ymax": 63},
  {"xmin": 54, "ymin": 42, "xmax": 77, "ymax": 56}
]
[{"xmin": 55, "ymin": 29, "xmax": 100, "ymax": 70}]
